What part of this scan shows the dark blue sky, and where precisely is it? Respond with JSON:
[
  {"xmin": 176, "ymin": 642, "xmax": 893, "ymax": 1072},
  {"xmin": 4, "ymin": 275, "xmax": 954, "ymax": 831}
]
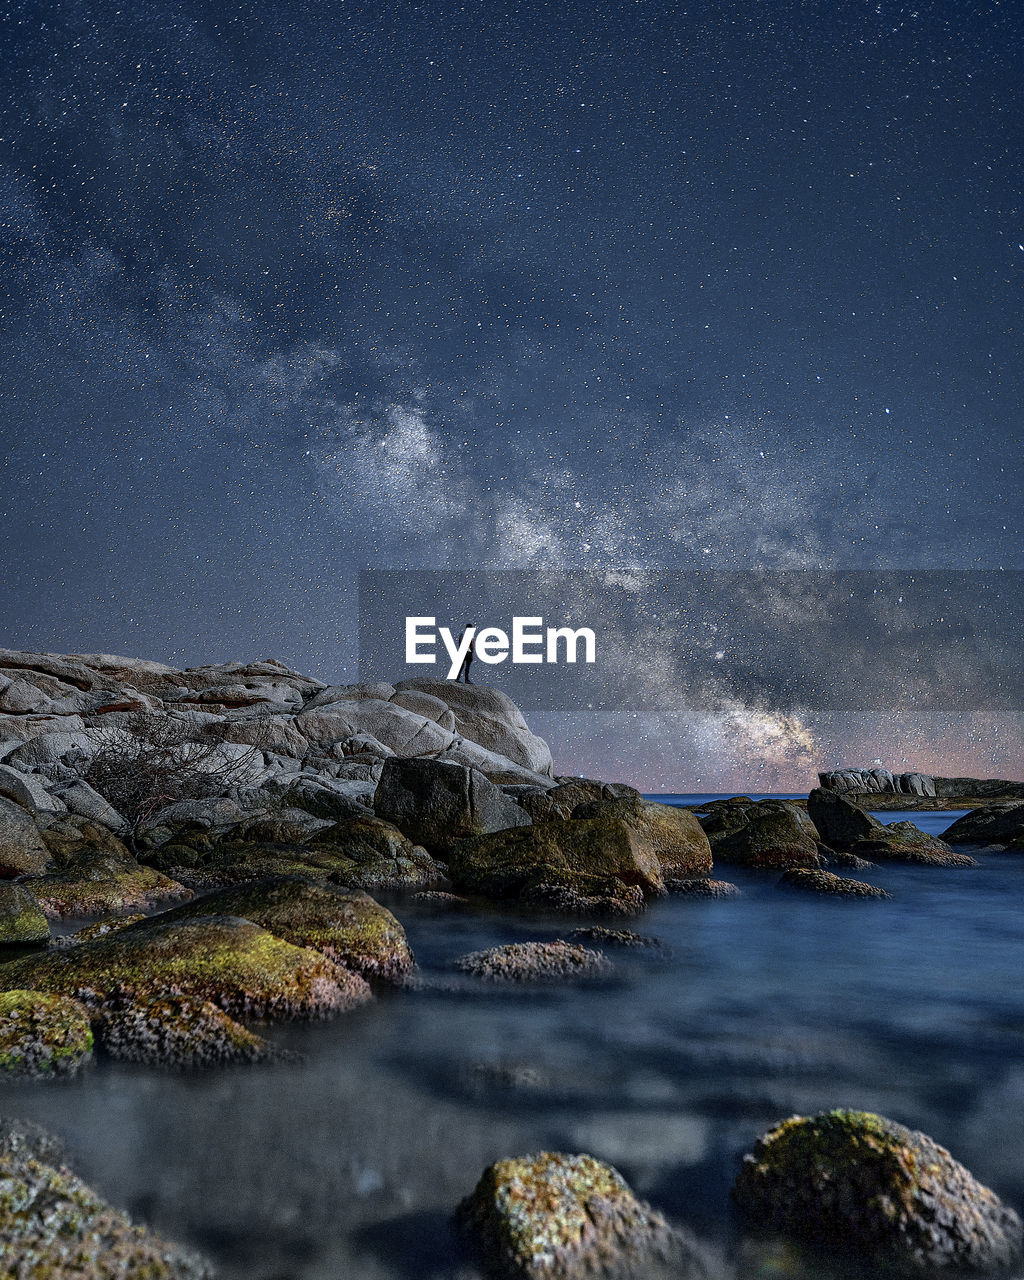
[{"xmin": 1, "ymin": 0, "xmax": 1021, "ymax": 784}]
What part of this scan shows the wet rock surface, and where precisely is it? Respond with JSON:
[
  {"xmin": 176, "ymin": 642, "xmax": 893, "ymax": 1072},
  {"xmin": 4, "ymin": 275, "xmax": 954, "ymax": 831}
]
[
  {"xmin": 777, "ymin": 869, "xmax": 891, "ymax": 898},
  {"xmin": 734, "ymin": 1109, "xmax": 1023, "ymax": 1273},
  {"xmin": 457, "ymin": 1151, "xmax": 717, "ymax": 1280},
  {"xmin": 0, "ymin": 989, "xmax": 93, "ymax": 1078}
]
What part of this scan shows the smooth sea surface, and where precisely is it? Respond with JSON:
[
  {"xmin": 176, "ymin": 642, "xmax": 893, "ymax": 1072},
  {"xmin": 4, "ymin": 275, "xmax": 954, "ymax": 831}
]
[{"xmin": 3, "ymin": 796, "xmax": 1022, "ymax": 1279}]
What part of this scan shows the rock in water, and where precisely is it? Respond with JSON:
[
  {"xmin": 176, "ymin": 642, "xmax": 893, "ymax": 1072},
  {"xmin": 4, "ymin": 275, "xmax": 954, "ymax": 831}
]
[
  {"xmin": 0, "ymin": 990, "xmax": 93, "ymax": 1078},
  {"xmin": 0, "ymin": 1130, "xmax": 212, "ymax": 1278},
  {"xmin": 457, "ymin": 1151, "xmax": 716, "ymax": 1280},
  {"xmin": 703, "ymin": 800, "xmax": 821, "ymax": 870},
  {"xmin": 942, "ymin": 802, "xmax": 1024, "ymax": 849},
  {"xmin": 808, "ymin": 789, "xmax": 975, "ymax": 866},
  {"xmin": 777, "ymin": 869, "xmax": 891, "ymax": 899},
  {"xmin": 0, "ymin": 915, "xmax": 370, "ymax": 1020},
  {"xmin": 569, "ymin": 797, "xmax": 713, "ymax": 878},
  {"xmin": 454, "ymin": 941, "xmax": 611, "ymax": 983},
  {"xmin": 733, "ymin": 1109, "xmax": 1023, "ymax": 1273},
  {"xmin": 95, "ymin": 993, "xmax": 272, "ymax": 1069}
]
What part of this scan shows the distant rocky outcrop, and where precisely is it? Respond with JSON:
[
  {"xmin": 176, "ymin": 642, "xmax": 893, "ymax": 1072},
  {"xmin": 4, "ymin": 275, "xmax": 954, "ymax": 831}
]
[{"xmin": 819, "ymin": 767, "xmax": 1024, "ymax": 800}]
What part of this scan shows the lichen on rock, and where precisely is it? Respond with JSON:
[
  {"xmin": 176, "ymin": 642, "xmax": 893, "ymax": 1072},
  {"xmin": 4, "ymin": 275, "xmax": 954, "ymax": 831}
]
[
  {"xmin": 733, "ymin": 1108, "xmax": 1023, "ymax": 1273},
  {"xmin": 0, "ymin": 989, "xmax": 93, "ymax": 1078},
  {"xmin": 454, "ymin": 941, "xmax": 612, "ymax": 983}
]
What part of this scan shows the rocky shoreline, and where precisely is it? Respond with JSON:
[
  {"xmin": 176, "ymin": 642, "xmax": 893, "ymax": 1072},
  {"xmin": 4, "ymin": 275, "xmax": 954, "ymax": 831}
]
[{"xmin": 2, "ymin": 647, "xmax": 1024, "ymax": 1277}]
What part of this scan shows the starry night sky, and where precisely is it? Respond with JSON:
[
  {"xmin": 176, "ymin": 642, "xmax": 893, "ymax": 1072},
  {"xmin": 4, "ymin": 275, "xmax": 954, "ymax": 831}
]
[{"xmin": 1, "ymin": 0, "xmax": 1022, "ymax": 787}]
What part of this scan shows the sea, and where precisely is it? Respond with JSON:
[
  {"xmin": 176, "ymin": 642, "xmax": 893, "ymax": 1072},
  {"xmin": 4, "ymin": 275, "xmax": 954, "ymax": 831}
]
[{"xmin": 3, "ymin": 795, "xmax": 1020, "ymax": 1279}]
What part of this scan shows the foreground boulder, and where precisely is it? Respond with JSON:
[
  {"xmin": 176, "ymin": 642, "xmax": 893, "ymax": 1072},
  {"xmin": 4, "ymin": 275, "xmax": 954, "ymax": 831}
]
[
  {"xmin": 129, "ymin": 876, "xmax": 415, "ymax": 981},
  {"xmin": 0, "ymin": 989, "xmax": 93, "ymax": 1077},
  {"xmin": 0, "ymin": 1118, "xmax": 212, "ymax": 1278},
  {"xmin": 457, "ymin": 1151, "xmax": 715, "ymax": 1280},
  {"xmin": 0, "ymin": 881, "xmax": 50, "ymax": 943},
  {"xmin": 447, "ymin": 815, "xmax": 665, "ymax": 912},
  {"xmin": 570, "ymin": 797, "xmax": 713, "ymax": 878},
  {"xmin": 942, "ymin": 802, "xmax": 1024, "ymax": 850},
  {"xmin": 733, "ymin": 1109, "xmax": 1022, "ymax": 1273},
  {"xmin": 0, "ymin": 916, "xmax": 370, "ymax": 1020},
  {"xmin": 808, "ymin": 789, "xmax": 975, "ymax": 866},
  {"xmin": 373, "ymin": 757, "xmax": 531, "ymax": 853},
  {"xmin": 702, "ymin": 800, "xmax": 821, "ymax": 870},
  {"xmin": 454, "ymin": 941, "xmax": 611, "ymax": 983}
]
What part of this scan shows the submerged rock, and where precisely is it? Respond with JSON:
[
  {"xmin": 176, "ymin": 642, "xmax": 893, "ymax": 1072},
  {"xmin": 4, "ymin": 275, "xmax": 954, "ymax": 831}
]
[
  {"xmin": 570, "ymin": 797, "xmax": 713, "ymax": 878},
  {"xmin": 0, "ymin": 1130, "xmax": 212, "ymax": 1278},
  {"xmin": 0, "ymin": 989, "xmax": 93, "ymax": 1078},
  {"xmin": 457, "ymin": 1151, "xmax": 716, "ymax": 1279},
  {"xmin": 568, "ymin": 926, "xmax": 661, "ymax": 949},
  {"xmin": 95, "ymin": 993, "xmax": 272, "ymax": 1069},
  {"xmin": 733, "ymin": 1109, "xmax": 1023, "ymax": 1273},
  {"xmin": 454, "ymin": 941, "xmax": 612, "ymax": 983},
  {"xmin": 0, "ymin": 881, "xmax": 50, "ymax": 943},
  {"xmin": 132, "ymin": 876, "xmax": 415, "ymax": 980},
  {"xmin": 777, "ymin": 869, "xmax": 891, "ymax": 899},
  {"xmin": 0, "ymin": 915, "xmax": 370, "ymax": 1020},
  {"xmin": 665, "ymin": 878, "xmax": 740, "ymax": 898}
]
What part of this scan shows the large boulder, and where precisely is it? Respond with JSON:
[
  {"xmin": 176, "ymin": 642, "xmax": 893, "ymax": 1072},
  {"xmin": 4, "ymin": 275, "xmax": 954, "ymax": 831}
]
[
  {"xmin": 306, "ymin": 815, "xmax": 447, "ymax": 890},
  {"xmin": 705, "ymin": 800, "xmax": 821, "ymax": 870},
  {"xmin": 942, "ymin": 802, "xmax": 1024, "ymax": 849},
  {"xmin": 734, "ymin": 1109, "xmax": 1022, "ymax": 1273},
  {"xmin": 515, "ymin": 779, "xmax": 640, "ymax": 822},
  {"xmin": 26, "ymin": 853, "xmax": 192, "ymax": 919},
  {"xmin": 130, "ymin": 876, "xmax": 414, "ymax": 980},
  {"xmin": 0, "ymin": 990, "xmax": 93, "ymax": 1077},
  {"xmin": 457, "ymin": 1151, "xmax": 715, "ymax": 1280},
  {"xmin": 0, "ymin": 762, "xmax": 64, "ymax": 814},
  {"xmin": 807, "ymin": 788, "xmax": 880, "ymax": 846},
  {"xmin": 394, "ymin": 678, "xmax": 554, "ymax": 776},
  {"xmin": 447, "ymin": 815, "xmax": 665, "ymax": 908},
  {"xmin": 0, "ymin": 915, "xmax": 370, "ymax": 1020},
  {"xmin": 373, "ymin": 757, "xmax": 531, "ymax": 853},
  {"xmin": 0, "ymin": 793, "xmax": 51, "ymax": 875},
  {"xmin": 570, "ymin": 797, "xmax": 712, "ymax": 878},
  {"xmin": 0, "ymin": 1120, "xmax": 212, "ymax": 1277}
]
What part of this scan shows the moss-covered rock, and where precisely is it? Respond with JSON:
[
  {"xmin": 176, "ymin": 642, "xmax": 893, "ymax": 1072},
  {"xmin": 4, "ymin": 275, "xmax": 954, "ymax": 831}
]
[
  {"xmin": 457, "ymin": 1151, "xmax": 714, "ymax": 1280},
  {"xmin": 733, "ymin": 1109, "xmax": 1023, "ymax": 1273},
  {"xmin": 0, "ymin": 915, "xmax": 370, "ymax": 1020},
  {"xmin": 95, "ymin": 992, "xmax": 273, "ymax": 1068},
  {"xmin": 454, "ymin": 941, "xmax": 611, "ymax": 983},
  {"xmin": 39, "ymin": 814, "xmax": 133, "ymax": 867},
  {"xmin": 0, "ymin": 1139, "xmax": 212, "ymax": 1277},
  {"xmin": 808, "ymin": 790, "xmax": 976, "ymax": 866},
  {"xmin": 568, "ymin": 926, "xmax": 661, "ymax": 949},
  {"xmin": 777, "ymin": 869, "xmax": 891, "ymax": 898},
  {"xmin": 447, "ymin": 815, "xmax": 665, "ymax": 910},
  {"xmin": 61, "ymin": 914, "xmax": 147, "ymax": 944},
  {"xmin": 0, "ymin": 881, "xmax": 50, "ymax": 944},
  {"xmin": 517, "ymin": 880, "xmax": 646, "ymax": 917},
  {"xmin": 705, "ymin": 801, "xmax": 821, "ymax": 870},
  {"xmin": 308, "ymin": 814, "xmax": 447, "ymax": 889},
  {"xmin": 129, "ymin": 876, "xmax": 414, "ymax": 981},
  {"xmin": 570, "ymin": 797, "xmax": 713, "ymax": 878},
  {"xmin": 27, "ymin": 853, "xmax": 192, "ymax": 918},
  {"xmin": 0, "ymin": 989, "xmax": 93, "ymax": 1077}
]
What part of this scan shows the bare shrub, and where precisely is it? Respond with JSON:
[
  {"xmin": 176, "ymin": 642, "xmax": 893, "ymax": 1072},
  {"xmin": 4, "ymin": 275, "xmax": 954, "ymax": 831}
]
[{"xmin": 84, "ymin": 711, "xmax": 269, "ymax": 850}]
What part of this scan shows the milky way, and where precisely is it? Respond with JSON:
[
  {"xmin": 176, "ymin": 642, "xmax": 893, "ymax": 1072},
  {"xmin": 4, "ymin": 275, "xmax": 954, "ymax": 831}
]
[{"xmin": 1, "ymin": 0, "xmax": 1021, "ymax": 787}]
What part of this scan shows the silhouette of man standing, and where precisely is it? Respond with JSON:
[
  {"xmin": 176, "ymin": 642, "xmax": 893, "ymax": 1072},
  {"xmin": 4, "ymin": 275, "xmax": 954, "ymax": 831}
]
[{"xmin": 457, "ymin": 622, "xmax": 474, "ymax": 683}]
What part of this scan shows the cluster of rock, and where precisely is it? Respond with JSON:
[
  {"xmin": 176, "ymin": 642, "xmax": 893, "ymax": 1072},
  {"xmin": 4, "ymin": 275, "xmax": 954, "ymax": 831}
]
[
  {"xmin": 455, "ymin": 1108, "xmax": 1022, "ymax": 1279},
  {"xmin": 820, "ymin": 767, "xmax": 1024, "ymax": 800}
]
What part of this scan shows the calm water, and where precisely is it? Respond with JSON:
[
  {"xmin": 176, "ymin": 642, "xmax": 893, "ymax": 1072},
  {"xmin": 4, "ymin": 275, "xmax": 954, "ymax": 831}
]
[{"xmin": 3, "ymin": 798, "xmax": 1023, "ymax": 1279}]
